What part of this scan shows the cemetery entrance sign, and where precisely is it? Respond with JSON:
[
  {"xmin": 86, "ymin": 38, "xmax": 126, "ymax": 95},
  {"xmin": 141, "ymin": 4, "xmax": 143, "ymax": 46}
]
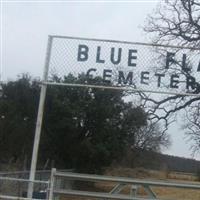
[
  {"xmin": 28, "ymin": 35, "xmax": 200, "ymax": 198},
  {"xmin": 47, "ymin": 36, "xmax": 200, "ymax": 95}
]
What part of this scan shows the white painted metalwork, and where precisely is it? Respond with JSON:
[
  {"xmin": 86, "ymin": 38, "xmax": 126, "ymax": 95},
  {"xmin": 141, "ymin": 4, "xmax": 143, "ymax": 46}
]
[
  {"xmin": 55, "ymin": 170, "xmax": 200, "ymax": 190},
  {"xmin": 50, "ymin": 169, "xmax": 200, "ymax": 200},
  {"xmin": 50, "ymin": 35, "xmax": 200, "ymax": 51},
  {"xmin": 28, "ymin": 35, "xmax": 200, "ymax": 199},
  {"xmin": 46, "ymin": 35, "xmax": 200, "ymax": 96},
  {"xmin": 0, "ymin": 176, "xmax": 48, "ymax": 184},
  {"xmin": 48, "ymin": 168, "xmax": 56, "ymax": 200},
  {"xmin": 0, "ymin": 194, "xmax": 42, "ymax": 200},
  {"xmin": 53, "ymin": 189, "xmax": 159, "ymax": 200},
  {"xmin": 44, "ymin": 82, "xmax": 200, "ymax": 97},
  {"xmin": 0, "ymin": 175, "xmax": 49, "ymax": 200},
  {"xmin": 27, "ymin": 36, "xmax": 53, "ymax": 199},
  {"xmin": 1, "ymin": 169, "xmax": 200, "ymax": 200}
]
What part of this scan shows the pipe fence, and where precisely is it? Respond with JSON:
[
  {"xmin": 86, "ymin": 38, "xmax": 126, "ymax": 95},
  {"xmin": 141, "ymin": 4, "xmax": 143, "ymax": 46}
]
[
  {"xmin": 0, "ymin": 176, "xmax": 49, "ymax": 200},
  {"xmin": 1, "ymin": 168, "xmax": 200, "ymax": 200},
  {"xmin": 50, "ymin": 168, "xmax": 200, "ymax": 200}
]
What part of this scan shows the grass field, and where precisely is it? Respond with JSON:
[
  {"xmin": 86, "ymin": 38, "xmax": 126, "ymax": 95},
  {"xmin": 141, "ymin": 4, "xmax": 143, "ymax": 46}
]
[{"xmin": 60, "ymin": 167, "xmax": 200, "ymax": 200}]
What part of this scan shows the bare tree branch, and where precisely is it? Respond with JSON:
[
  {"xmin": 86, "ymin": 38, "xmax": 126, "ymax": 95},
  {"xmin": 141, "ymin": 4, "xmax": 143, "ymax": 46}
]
[{"xmin": 144, "ymin": 0, "xmax": 200, "ymax": 154}]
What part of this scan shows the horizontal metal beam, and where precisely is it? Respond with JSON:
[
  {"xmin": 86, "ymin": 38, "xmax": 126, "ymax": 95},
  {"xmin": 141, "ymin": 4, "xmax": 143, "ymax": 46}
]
[
  {"xmin": 43, "ymin": 82, "xmax": 200, "ymax": 97},
  {"xmin": 0, "ymin": 169, "xmax": 73, "ymax": 175},
  {"xmin": 53, "ymin": 189, "xmax": 162, "ymax": 200},
  {"xmin": 0, "ymin": 176, "xmax": 49, "ymax": 184},
  {"xmin": 55, "ymin": 171, "xmax": 200, "ymax": 190},
  {"xmin": 50, "ymin": 35, "xmax": 200, "ymax": 51},
  {"xmin": 0, "ymin": 194, "xmax": 40, "ymax": 200},
  {"xmin": 0, "ymin": 170, "xmax": 50, "ymax": 175}
]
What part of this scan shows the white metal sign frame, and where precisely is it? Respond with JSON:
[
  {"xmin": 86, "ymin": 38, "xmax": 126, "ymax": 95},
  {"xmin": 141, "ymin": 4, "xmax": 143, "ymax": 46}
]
[{"xmin": 27, "ymin": 35, "xmax": 200, "ymax": 199}]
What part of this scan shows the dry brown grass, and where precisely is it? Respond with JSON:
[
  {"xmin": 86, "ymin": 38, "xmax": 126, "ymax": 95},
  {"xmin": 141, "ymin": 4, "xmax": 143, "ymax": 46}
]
[{"xmin": 60, "ymin": 167, "xmax": 200, "ymax": 200}]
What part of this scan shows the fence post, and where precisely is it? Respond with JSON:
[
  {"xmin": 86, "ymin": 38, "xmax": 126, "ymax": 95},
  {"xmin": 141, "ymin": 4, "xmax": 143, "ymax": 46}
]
[
  {"xmin": 48, "ymin": 168, "xmax": 56, "ymax": 200},
  {"xmin": 27, "ymin": 35, "xmax": 53, "ymax": 199}
]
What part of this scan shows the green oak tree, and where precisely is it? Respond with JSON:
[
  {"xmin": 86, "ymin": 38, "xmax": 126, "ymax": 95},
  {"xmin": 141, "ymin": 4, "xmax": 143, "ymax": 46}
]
[{"xmin": 0, "ymin": 74, "xmax": 169, "ymax": 172}]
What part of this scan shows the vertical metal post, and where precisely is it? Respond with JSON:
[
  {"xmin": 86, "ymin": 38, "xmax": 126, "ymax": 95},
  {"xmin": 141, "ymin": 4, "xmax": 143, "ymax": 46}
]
[
  {"xmin": 27, "ymin": 36, "xmax": 53, "ymax": 199},
  {"xmin": 48, "ymin": 168, "xmax": 56, "ymax": 200},
  {"xmin": 130, "ymin": 185, "xmax": 138, "ymax": 197}
]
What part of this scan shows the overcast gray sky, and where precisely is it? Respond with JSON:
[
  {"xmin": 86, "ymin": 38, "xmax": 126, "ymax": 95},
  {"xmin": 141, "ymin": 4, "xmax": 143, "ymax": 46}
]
[{"xmin": 1, "ymin": 0, "xmax": 199, "ymax": 160}]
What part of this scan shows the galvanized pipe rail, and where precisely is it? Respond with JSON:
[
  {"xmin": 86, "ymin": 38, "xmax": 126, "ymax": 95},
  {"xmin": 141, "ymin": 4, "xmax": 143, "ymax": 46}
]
[
  {"xmin": 51, "ymin": 169, "xmax": 200, "ymax": 200},
  {"xmin": 0, "ymin": 194, "xmax": 43, "ymax": 200},
  {"xmin": 55, "ymin": 171, "xmax": 200, "ymax": 190},
  {"xmin": 53, "ymin": 189, "xmax": 161, "ymax": 200},
  {"xmin": 0, "ymin": 176, "xmax": 49, "ymax": 184}
]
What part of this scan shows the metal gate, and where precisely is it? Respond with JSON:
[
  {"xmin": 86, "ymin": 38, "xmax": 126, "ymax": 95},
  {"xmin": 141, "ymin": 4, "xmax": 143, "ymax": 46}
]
[{"xmin": 49, "ymin": 168, "xmax": 200, "ymax": 200}]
